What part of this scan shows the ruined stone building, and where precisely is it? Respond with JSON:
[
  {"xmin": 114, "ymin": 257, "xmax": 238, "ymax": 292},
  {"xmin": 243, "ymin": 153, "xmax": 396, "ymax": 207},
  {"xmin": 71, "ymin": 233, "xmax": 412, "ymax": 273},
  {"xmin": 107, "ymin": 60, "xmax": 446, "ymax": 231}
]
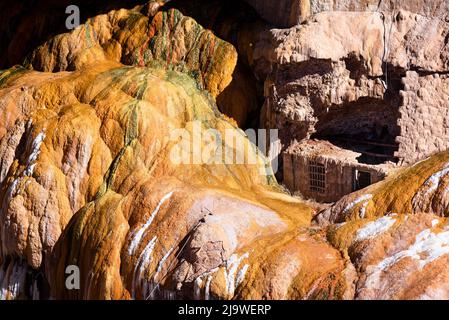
[
  {"xmin": 255, "ymin": 4, "xmax": 449, "ymax": 202},
  {"xmin": 279, "ymin": 69, "xmax": 449, "ymax": 202},
  {"xmin": 2, "ymin": 0, "xmax": 449, "ymax": 302}
]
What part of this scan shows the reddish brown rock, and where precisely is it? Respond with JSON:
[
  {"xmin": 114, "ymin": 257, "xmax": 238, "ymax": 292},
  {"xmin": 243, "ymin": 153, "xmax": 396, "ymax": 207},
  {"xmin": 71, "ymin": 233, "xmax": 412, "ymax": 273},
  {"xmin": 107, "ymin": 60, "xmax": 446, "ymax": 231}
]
[{"xmin": 1, "ymin": 0, "xmax": 449, "ymax": 302}]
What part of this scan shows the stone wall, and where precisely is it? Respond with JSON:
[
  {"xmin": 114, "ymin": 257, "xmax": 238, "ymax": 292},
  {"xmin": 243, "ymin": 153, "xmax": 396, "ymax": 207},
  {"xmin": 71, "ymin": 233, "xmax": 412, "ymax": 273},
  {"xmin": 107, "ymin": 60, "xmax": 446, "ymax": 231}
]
[
  {"xmin": 284, "ymin": 152, "xmax": 387, "ymax": 202},
  {"xmin": 396, "ymin": 72, "xmax": 449, "ymax": 164}
]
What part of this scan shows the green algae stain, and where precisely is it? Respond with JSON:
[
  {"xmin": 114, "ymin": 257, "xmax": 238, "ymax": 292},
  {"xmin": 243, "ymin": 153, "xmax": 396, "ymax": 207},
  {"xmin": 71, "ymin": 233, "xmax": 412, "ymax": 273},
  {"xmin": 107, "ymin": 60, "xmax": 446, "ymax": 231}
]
[{"xmin": 0, "ymin": 65, "xmax": 28, "ymax": 88}]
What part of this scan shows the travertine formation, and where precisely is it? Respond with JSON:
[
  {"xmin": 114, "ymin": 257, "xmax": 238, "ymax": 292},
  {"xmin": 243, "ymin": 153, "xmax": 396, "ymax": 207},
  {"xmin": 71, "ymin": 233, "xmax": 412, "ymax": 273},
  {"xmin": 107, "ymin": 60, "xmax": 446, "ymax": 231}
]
[
  {"xmin": 318, "ymin": 152, "xmax": 449, "ymax": 299},
  {"xmin": 328, "ymin": 211, "xmax": 449, "ymax": 299},
  {"xmin": 318, "ymin": 151, "xmax": 449, "ymax": 223},
  {"xmin": 26, "ymin": 6, "xmax": 237, "ymax": 99},
  {"xmin": 0, "ymin": 2, "xmax": 336, "ymax": 299},
  {"xmin": 0, "ymin": 59, "xmax": 308, "ymax": 299},
  {"xmin": 1, "ymin": 0, "xmax": 449, "ymax": 301}
]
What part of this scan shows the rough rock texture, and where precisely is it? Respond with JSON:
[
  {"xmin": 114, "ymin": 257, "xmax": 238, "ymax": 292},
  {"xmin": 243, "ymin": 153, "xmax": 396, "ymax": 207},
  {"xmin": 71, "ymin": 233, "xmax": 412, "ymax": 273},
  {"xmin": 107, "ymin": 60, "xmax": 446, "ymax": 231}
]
[
  {"xmin": 0, "ymin": 0, "xmax": 151, "ymax": 70},
  {"xmin": 398, "ymin": 72, "xmax": 449, "ymax": 163},
  {"xmin": 244, "ymin": 0, "xmax": 311, "ymax": 27},
  {"xmin": 0, "ymin": 59, "xmax": 330, "ymax": 299},
  {"xmin": 161, "ymin": 0, "xmax": 268, "ymax": 128},
  {"xmin": 250, "ymin": 4, "xmax": 449, "ymax": 198},
  {"xmin": 260, "ymin": 12, "xmax": 387, "ymax": 143},
  {"xmin": 245, "ymin": 0, "xmax": 449, "ymax": 27},
  {"xmin": 318, "ymin": 151, "xmax": 449, "ymax": 223},
  {"xmin": 1, "ymin": 0, "xmax": 449, "ymax": 301},
  {"xmin": 0, "ymin": 0, "xmax": 265, "ymax": 129},
  {"xmin": 259, "ymin": 9, "xmax": 449, "ymax": 141},
  {"xmin": 310, "ymin": 0, "xmax": 449, "ymax": 20},
  {"xmin": 26, "ymin": 6, "xmax": 237, "ymax": 99},
  {"xmin": 318, "ymin": 151, "xmax": 449, "ymax": 299},
  {"xmin": 328, "ymin": 212, "xmax": 449, "ymax": 299},
  {"xmin": 0, "ymin": 2, "xmax": 352, "ymax": 299}
]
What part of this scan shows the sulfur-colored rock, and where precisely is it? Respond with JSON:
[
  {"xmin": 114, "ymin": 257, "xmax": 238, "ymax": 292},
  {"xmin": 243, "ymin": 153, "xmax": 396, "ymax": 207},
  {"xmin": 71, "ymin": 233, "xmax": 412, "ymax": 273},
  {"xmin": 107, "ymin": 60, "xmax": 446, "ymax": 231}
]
[
  {"xmin": 1, "ymin": 59, "xmax": 348, "ymax": 300},
  {"xmin": 1, "ymin": 0, "xmax": 449, "ymax": 302},
  {"xmin": 318, "ymin": 151, "xmax": 449, "ymax": 223},
  {"xmin": 315, "ymin": 151, "xmax": 449, "ymax": 299},
  {"xmin": 26, "ymin": 6, "xmax": 237, "ymax": 99}
]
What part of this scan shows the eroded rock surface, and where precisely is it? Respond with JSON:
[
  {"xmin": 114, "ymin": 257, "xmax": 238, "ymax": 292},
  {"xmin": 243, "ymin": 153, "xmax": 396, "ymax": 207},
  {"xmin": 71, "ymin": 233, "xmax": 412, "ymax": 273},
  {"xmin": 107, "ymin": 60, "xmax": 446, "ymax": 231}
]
[
  {"xmin": 244, "ymin": 0, "xmax": 449, "ymax": 27},
  {"xmin": 258, "ymin": 9, "xmax": 449, "ymax": 155},
  {"xmin": 1, "ymin": 0, "xmax": 449, "ymax": 301}
]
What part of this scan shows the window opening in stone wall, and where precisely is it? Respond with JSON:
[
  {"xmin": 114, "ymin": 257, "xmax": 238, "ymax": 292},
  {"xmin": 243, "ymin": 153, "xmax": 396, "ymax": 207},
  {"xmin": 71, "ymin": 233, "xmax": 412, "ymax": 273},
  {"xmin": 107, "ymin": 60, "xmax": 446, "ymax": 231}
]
[{"xmin": 309, "ymin": 161, "xmax": 326, "ymax": 193}]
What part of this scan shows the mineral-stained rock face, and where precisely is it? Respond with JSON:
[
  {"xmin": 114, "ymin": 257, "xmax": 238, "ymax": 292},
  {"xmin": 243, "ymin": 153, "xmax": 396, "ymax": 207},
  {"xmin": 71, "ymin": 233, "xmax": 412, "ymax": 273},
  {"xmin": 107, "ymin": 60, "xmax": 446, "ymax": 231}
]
[
  {"xmin": 0, "ymin": 59, "xmax": 322, "ymax": 299},
  {"xmin": 1, "ymin": 0, "xmax": 449, "ymax": 301},
  {"xmin": 318, "ymin": 151, "xmax": 449, "ymax": 299},
  {"xmin": 328, "ymin": 212, "xmax": 449, "ymax": 300},
  {"xmin": 0, "ymin": 1, "xmax": 348, "ymax": 298},
  {"xmin": 318, "ymin": 151, "xmax": 449, "ymax": 223},
  {"xmin": 26, "ymin": 6, "xmax": 237, "ymax": 99}
]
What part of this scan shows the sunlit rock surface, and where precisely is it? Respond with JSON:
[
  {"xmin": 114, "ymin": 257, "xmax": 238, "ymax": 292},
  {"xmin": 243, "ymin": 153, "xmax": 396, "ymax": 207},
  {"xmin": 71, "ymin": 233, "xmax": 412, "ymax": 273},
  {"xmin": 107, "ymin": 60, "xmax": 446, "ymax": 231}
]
[
  {"xmin": 317, "ymin": 152, "xmax": 449, "ymax": 299},
  {"xmin": 318, "ymin": 151, "xmax": 449, "ymax": 223},
  {"xmin": 1, "ymin": 0, "xmax": 449, "ymax": 300}
]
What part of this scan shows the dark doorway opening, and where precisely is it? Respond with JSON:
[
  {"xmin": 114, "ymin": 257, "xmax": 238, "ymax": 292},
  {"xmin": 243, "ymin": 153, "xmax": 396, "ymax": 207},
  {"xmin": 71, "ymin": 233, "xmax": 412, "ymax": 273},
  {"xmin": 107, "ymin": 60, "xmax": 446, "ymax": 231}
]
[{"xmin": 353, "ymin": 170, "xmax": 372, "ymax": 191}]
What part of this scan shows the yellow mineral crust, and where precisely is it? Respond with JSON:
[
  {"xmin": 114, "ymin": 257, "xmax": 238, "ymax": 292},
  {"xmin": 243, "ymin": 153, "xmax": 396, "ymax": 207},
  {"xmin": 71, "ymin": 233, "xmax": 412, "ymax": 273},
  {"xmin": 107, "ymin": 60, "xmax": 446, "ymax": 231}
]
[
  {"xmin": 25, "ymin": 6, "xmax": 237, "ymax": 99},
  {"xmin": 3, "ymin": 0, "xmax": 449, "ymax": 301},
  {"xmin": 319, "ymin": 151, "xmax": 449, "ymax": 224},
  {"xmin": 319, "ymin": 152, "xmax": 449, "ymax": 299},
  {"xmin": 0, "ymin": 61, "xmax": 353, "ymax": 300}
]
